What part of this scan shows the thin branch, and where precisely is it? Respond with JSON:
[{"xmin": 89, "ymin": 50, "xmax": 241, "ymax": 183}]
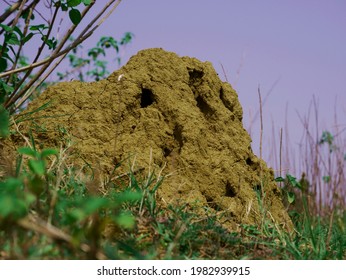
[
  {"xmin": 258, "ymin": 85, "xmax": 264, "ymax": 200},
  {"xmin": 0, "ymin": 0, "xmax": 121, "ymax": 79},
  {"xmin": 6, "ymin": 0, "xmax": 27, "ymax": 27},
  {"xmin": 248, "ymin": 76, "xmax": 281, "ymax": 131},
  {"xmin": 0, "ymin": 1, "xmax": 40, "ymax": 37},
  {"xmin": 0, "ymin": 0, "xmax": 27, "ymax": 60},
  {"xmin": 7, "ymin": 31, "xmax": 93, "ymax": 111},
  {"xmin": 8, "ymin": 3, "xmax": 58, "ymax": 102},
  {"xmin": 10, "ymin": 1, "xmax": 123, "ymax": 111},
  {"xmin": 220, "ymin": 62, "xmax": 228, "ymax": 83},
  {"xmin": 0, "ymin": 1, "xmax": 21, "ymax": 23},
  {"xmin": 4, "ymin": 2, "xmax": 96, "ymax": 109},
  {"xmin": 7, "ymin": 1, "xmax": 38, "ymax": 87},
  {"xmin": 3, "ymin": 0, "xmax": 123, "ymax": 111}
]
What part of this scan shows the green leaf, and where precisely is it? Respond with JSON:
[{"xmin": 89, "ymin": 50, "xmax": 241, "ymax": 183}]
[
  {"xmin": 69, "ymin": 9, "xmax": 82, "ymax": 25},
  {"xmin": 120, "ymin": 32, "xmax": 134, "ymax": 45},
  {"xmin": 0, "ymin": 81, "xmax": 14, "ymax": 102},
  {"xmin": 286, "ymin": 174, "xmax": 302, "ymax": 189},
  {"xmin": 13, "ymin": 26, "xmax": 24, "ymax": 39},
  {"xmin": 322, "ymin": 176, "xmax": 331, "ymax": 183},
  {"xmin": 82, "ymin": 0, "xmax": 92, "ymax": 5},
  {"xmin": 69, "ymin": 208, "xmax": 86, "ymax": 221},
  {"xmin": 60, "ymin": 3, "xmax": 68, "ymax": 11},
  {"xmin": 42, "ymin": 36, "xmax": 57, "ymax": 50},
  {"xmin": 0, "ymin": 195, "xmax": 26, "ymax": 219},
  {"xmin": 287, "ymin": 192, "xmax": 295, "ymax": 204},
  {"xmin": 28, "ymin": 175, "xmax": 45, "ymax": 196},
  {"xmin": 29, "ymin": 24, "xmax": 48, "ymax": 31},
  {"xmin": 98, "ymin": 36, "xmax": 118, "ymax": 50},
  {"xmin": 0, "ymin": 57, "xmax": 7, "ymax": 72},
  {"xmin": 67, "ymin": 0, "xmax": 82, "ymax": 7},
  {"xmin": 114, "ymin": 212, "xmax": 136, "ymax": 229},
  {"xmin": 0, "ymin": 105, "xmax": 9, "ymax": 138},
  {"xmin": 0, "ymin": 49, "xmax": 14, "ymax": 63},
  {"xmin": 41, "ymin": 148, "xmax": 58, "ymax": 159},
  {"xmin": 0, "ymin": 177, "xmax": 22, "ymax": 191},
  {"xmin": 28, "ymin": 159, "xmax": 46, "ymax": 175},
  {"xmin": 0, "ymin": 178, "xmax": 34, "ymax": 220},
  {"xmin": 21, "ymin": 8, "xmax": 35, "ymax": 20},
  {"xmin": 88, "ymin": 47, "xmax": 105, "ymax": 59},
  {"xmin": 6, "ymin": 33, "xmax": 20, "ymax": 45},
  {"xmin": 84, "ymin": 197, "xmax": 109, "ymax": 214},
  {"xmin": 275, "ymin": 176, "xmax": 285, "ymax": 182},
  {"xmin": 22, "ymin": 32, "xmax": 34, "ymax": 44},
  {"xmin": 18, "ymin": 147, "xmax": 37, "ymax": 158},
  {"xmin": 114, "ymin": 190, "xmax": 142, "ymax": 205},
  {"xmin": 24, "ymin": 192, "xmax": 36, "ymax": 205},
  {"xmin": 0, "ymin": 23, "xmax": 13, "ymax": 32}
]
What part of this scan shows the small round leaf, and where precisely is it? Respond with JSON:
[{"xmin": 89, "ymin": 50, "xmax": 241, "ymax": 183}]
[
  {"xmin": 0, "ymin": 57, "xmax": 8, "ymax": 72},
  {"xmin": 69, "ymin": 9, "xmax": 82, "ymax": 25}
]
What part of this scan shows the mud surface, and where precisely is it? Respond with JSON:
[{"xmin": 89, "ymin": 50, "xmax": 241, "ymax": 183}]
[{"xmin": 2, "ymin": 48, "xmax": 291, "ymax": 230}]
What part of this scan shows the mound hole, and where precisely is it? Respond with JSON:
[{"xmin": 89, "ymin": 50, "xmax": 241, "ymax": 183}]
[
  {"xmin": 196, "ymin": 95, "xmax": 214, "ymax": 117},
  {"xmin": 246, "ymin": 157, "xmax": 253, "ymax": 166},
  {"xmin": 173, "ymin": 125, "xmax": 184, "ymax": 152},
  {"xmin": 163, "ymin": 147, "xmax": 172, "ymax": 157},
  {"xmin": 140, "ymin": 88, "xmax": 154, "ymax": 108},
  {"xmin": 225, "ymin": 182, "xmax": 237, "ymax": 198},
  {"xmin": 205, "ymin": 195, "xmax": 220, "ymax": 211},
  {"xmin": 188, "ymin": 68, "xmax": 204, "ymax": 83}
]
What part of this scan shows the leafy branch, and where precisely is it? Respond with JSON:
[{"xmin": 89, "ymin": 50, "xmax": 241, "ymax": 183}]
[{"xmin": 0, "ymin": 0, "xmax": 123, "ymax": 118}]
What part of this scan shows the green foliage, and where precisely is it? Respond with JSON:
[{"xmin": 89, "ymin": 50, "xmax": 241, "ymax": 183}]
[
  {"xmin": 58, "ymin": 33, "xmax": 134, "ymax": 82},
  {"xmin": 0, "ymin": 145, "xmax": 145, "ymax": 259},
  {"xmin": 0, "ymin": 1, "xmax": 133, "ymax": 138},
  {"xmin": 0, "ymin": 178, "xmax": 35, "ymax": 222},
  {"xmin": 0, "ymin": 105, "xmax": 10, "ymax": 137},
  {"xmin": 275, "ymin": 173, "xmax": 302, "ymax": 205},
  {"xmin": 29, "ymin": 24, "xmax": 57, "ymax": 50},
  {"xmin": 319, "ymin": 131, "xmax": 335, "ymax": 152}
]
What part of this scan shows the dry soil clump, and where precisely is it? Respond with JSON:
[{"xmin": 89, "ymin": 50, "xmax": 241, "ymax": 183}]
[{"xmin": 3, "ymin": 48, "xmax": 291, "ymax": 230}]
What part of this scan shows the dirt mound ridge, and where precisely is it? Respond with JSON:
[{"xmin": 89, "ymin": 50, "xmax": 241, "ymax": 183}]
[{"xmin": 6, "ymin": 48, "xmax": 291, "ymax": 230}]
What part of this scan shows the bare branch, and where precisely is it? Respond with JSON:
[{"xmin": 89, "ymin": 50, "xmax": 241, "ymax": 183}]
[{"xmin": 0, "ymin": 1, "xmax": 21, "ymax": 23}]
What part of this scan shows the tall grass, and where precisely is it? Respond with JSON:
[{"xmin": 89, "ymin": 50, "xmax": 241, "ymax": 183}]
[{"xmin": 297, "ymin": 98, "xmax": 345, "ymax": 214}]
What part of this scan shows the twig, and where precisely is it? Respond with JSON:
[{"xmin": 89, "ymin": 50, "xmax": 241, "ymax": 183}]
[
  {"xmin": 248, "ymin": 77, "xmax": 280, "ymax": 132},
  {"xmin": 4, "ymin": 0, "xmax": 123, "ymax": 112},
  {"xmin": 7, "ymin": 1, "xmax": 39, "ymax": 89},
  {"xmin": 279, "ymin": 127, "xmax": 283, "ymax": 188},
  {"xmin": 0, "ymin": 1, "xmax": 21, "ymax": 24},
  {"xmin": 258, "ymin": 86, "xmax": 264, "ymax": 200},
  {"xmin": 220, "ymin": 63, "xmax": 228, "ymax": 83},
  {"xmin": 0, "ymin": 0, "xmax": 27, "ymax": 60},
  {"xmin": 4, "ymin": 2, "xmax": 95, "ymax": 110}
]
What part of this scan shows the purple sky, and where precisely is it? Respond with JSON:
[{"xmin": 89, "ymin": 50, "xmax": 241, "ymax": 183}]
[
  {"xmin": 2, "ymin": 0, "xmax": 345, "ymax": 174},
  {"xmin": 93, "ymin": 0, "xmax": 346, "ymax": 172}
]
